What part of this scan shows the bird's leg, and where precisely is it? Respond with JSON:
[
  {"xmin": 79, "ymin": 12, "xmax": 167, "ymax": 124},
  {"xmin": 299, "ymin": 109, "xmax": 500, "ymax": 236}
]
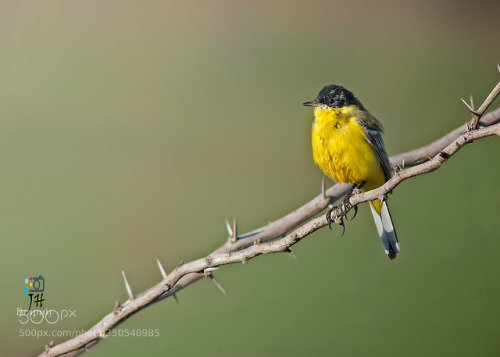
[{"xmin": 344, "ymin": 182, "xmax": 364, "ymax": 221}]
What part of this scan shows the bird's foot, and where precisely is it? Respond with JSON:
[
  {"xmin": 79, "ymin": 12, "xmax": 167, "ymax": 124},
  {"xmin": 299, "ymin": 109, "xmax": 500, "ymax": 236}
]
[
  {"xmin": 326, "ymin": 186, "xmax": 359, "ymax": 235},
  {"xmin": 326, "ymin": 205, "xmax": 346, "ymax": 235}
]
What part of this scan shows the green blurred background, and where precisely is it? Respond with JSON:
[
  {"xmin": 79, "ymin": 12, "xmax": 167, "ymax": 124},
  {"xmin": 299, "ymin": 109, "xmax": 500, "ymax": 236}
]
[{"xmin": 2, "ymin": 0, "xmax": 500, "ymax": 356}]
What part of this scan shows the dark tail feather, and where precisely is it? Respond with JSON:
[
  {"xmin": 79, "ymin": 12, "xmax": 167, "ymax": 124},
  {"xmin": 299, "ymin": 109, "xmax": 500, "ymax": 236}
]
[{"xmin": 370, "ymin": 200, "xmax": 399, "ymax": 260}]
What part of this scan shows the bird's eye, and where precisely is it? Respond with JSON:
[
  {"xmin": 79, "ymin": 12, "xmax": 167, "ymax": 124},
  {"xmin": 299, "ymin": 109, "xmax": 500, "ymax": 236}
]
[{"xmin": 329, "ymin": 98, "xmax": 335, "ymax": 105}]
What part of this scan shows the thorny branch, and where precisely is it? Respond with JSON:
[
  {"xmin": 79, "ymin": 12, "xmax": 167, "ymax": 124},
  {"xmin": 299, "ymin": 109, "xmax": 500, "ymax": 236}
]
[{"xmin": 39, "ymin": 76, "xmax": 500, "ymax": 357}]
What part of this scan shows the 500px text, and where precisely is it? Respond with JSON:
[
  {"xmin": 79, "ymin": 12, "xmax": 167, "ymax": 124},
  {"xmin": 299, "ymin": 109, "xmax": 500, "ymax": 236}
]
[
  {"xmin": 17, "ymin": 308, "xmax": 77, "ymax": 324},
  {"xmin": 18, "ymin": 328, "xmax": 161, "ymax": 339}
]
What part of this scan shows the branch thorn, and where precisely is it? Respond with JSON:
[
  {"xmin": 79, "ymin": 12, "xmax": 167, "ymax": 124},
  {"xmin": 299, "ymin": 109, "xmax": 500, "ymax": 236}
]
[
  {"xmin": 45, "ymin": 341, "xmax": 54, "ymax": 352},
  {"xmin": 286, "ymin": 247, "xmax": 297, "ymax": 260},
  {"xmin": 204, "ymin": 267, "xmax": 219, "ymax": 275},
  {"xmin": 173, "ymin": 293, "xmax": 179, "ymax": 303},
  {"xmin": 225, "ymin": 219, "xmax": 233, "ymax": 237},
  {"xmin": 121, "ymin": 270, "xmax": 135, "ymax": 300},
  {"xmin": 461, "ymin": 97, "xmax": 475, "ymax": 113},
  {"xmin": 156, "ymin": 258, "xmax": 168, "ymax": 279},
  {"xmin": 321, "ymin": 177, "xmax": 326, "ymax": 200},
  {"xmin": 227, "ymin": 218, "xmax": 238, "ymax": 243},
  {"xmin": 113, "ymin": 300, "xmax": 122, "ymax": 315},
  {"xmin": 207, "ymin": 272, "xmax": 226, "ymax": 294},
  {"xmin": 233, "ymin": 219, "xmax": 238, "ymax": 241}
]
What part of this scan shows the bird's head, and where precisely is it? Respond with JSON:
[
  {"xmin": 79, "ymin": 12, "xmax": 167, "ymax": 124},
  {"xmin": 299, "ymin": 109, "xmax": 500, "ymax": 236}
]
[{"xmin": 303, "ymin": 85, "xmax": 361, "ymax": 109}]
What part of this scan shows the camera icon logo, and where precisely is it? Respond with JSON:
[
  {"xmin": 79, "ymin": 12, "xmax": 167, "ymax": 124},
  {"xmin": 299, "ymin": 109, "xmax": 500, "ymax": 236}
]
[{"xmin": 24, "ymin": 275, "xmax": 45, "ymax": 293}]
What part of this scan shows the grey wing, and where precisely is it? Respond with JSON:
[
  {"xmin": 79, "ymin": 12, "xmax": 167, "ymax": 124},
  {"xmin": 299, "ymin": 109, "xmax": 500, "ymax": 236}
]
[{"xmin": 356, "ymin": 112, "xmax": 392, "ymax": 181}]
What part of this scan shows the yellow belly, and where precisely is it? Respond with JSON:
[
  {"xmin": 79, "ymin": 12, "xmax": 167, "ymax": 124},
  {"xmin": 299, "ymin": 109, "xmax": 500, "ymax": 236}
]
[{"xmin": 311, "ymin": 107, "xmax": 386, "ymax": 213}]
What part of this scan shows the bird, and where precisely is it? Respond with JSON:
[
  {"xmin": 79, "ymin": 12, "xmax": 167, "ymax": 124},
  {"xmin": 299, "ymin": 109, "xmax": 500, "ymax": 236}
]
[{"xmin": 303, "ymin": 84, "xmax": 400, "ymax": 259}]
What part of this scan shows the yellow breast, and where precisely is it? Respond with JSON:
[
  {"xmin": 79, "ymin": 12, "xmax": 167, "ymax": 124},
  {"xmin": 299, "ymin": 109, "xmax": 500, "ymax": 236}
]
[{"xmin": 311, "ymin": 106, "xmax": 385, "ymax": 189}]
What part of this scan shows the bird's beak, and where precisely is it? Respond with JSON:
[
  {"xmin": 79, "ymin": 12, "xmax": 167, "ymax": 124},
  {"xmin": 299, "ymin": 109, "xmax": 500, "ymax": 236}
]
[{"xmin": 303, "ymin": 100, "xmax": 321, "ymax": 107}]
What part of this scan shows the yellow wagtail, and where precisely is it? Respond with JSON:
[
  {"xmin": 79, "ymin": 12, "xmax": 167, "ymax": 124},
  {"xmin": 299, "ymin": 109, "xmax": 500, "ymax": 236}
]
[{"xmin": 304, "ymin": 85, "xmax": 399, "ymax": 259}]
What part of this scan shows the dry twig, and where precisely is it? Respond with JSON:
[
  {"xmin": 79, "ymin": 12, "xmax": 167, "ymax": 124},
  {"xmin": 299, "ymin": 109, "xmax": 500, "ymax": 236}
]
[{"xmin": 39, "ymin": 76, "xmax": 500, "ymax": 357}]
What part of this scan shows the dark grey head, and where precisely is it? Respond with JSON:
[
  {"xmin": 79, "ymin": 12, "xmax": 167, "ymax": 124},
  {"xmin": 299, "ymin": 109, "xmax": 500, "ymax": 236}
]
[{"xmin": 303, "ymin": 85, "xmax": 362, "ymax": 109}]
